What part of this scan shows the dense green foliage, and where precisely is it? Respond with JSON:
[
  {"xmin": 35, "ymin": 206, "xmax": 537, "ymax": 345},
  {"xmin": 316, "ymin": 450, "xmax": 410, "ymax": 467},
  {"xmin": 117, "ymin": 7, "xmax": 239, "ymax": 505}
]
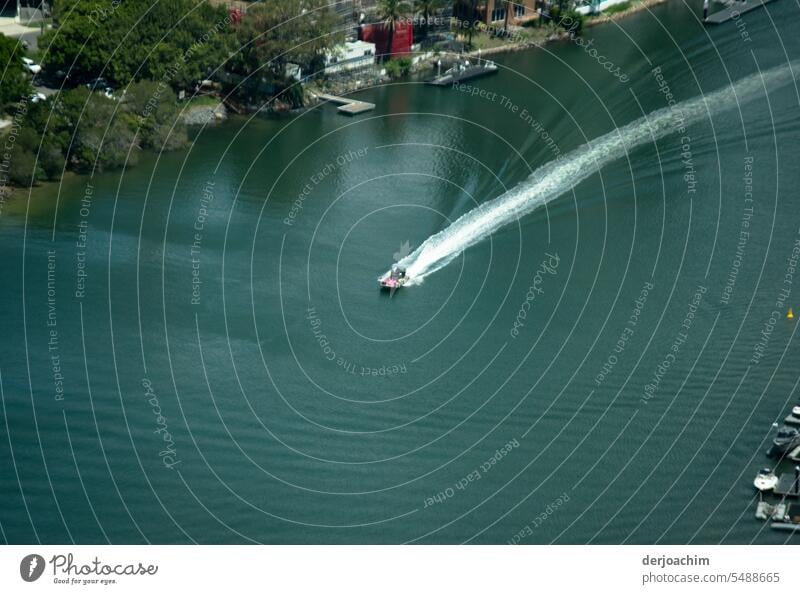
[
  {"xmin": 384, "ymin": 57, "xmax": 413, "ymax": 79},
  {"xmin": 226, "ymin": 0, "xmax": 342, "ymax": 101},
  {"xmin": 2, "ymin": 81, "xmax": 186, "ymax": 187},
  {"xmin": 0, "ymin": 34, "xmax": 31, "ymax": 110},
  {"xmin": 551, "ymin": 7, "xmax": 585, "ymax": 35},
  {"xmin": 3, "ymin": 0, "xmax": 346, "ymax": 190},
  {"xmin": 42, "ymin": 0, "xmax": 232, "ymax": 88}
]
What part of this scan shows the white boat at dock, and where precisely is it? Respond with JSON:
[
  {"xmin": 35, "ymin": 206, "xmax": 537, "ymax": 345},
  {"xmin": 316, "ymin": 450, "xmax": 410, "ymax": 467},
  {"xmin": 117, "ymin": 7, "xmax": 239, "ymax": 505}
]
[{"xmin": 753, "ymin": 468, "xmax": 779, "ymax": 491}]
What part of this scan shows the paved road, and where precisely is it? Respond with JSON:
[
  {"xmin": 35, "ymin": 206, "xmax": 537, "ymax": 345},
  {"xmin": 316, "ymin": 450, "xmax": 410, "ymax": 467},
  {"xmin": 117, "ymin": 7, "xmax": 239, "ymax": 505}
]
[{"xmin": 0, "ymin": 17, "xmax": 44, "ymax": 51}]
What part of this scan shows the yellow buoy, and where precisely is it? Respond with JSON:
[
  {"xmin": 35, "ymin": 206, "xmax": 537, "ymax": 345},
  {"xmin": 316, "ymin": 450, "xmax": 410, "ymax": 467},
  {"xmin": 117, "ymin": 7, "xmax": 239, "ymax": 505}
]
[{"xmin": 788, "ymin": 308, "xmax": 795, "ymax": 320}]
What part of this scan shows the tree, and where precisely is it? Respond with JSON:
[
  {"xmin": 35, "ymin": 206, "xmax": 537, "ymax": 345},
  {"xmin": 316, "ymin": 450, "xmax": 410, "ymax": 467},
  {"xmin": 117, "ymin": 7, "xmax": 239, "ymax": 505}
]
[
  {"xmin": 41, "ymin": 0, "xmax": 232, "ymax": 89},
  {"xmin": 39, "ymin": 0, "xmax": 112, "ymax": 83},
  {"xmin": 232, "ymin": 0, "xmax": 341, "ymax": 78},
  {"xmin": 122, "ymin": 80, "xmax": 187, "ymax": 151},
  {"xmin": 0, "ymin": 34, "xmax": 31, "ymax": 109},
  {"xmin": 384, "ymin": 57, "xmax": 412, "ymax": 79},
  {"xmin": 414, "ymin": 0, "xmax": 442, "ymax": 38},
  {"xmin": 453, "ymin": 0, "xmax": 479, "ymax": 49},
  {"xmin": 8, "ymin": 149, "xmax": 39, "ymax": 187},
  {"xmin": 376, "ymin": 0, "xmax": 411, "ymax": 62}
]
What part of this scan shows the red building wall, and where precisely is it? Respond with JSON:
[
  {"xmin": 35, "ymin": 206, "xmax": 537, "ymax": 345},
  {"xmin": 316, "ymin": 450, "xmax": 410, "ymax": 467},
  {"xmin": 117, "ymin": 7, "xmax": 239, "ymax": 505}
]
[{"xmin": 359, "ymin": 22, "xmax": 413, "ymax": 58}]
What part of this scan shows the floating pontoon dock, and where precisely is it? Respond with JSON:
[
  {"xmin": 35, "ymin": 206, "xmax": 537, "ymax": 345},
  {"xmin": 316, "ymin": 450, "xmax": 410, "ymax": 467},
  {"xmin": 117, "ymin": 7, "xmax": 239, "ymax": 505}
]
[
  {"xmin": 317, "ymin": 93, "xmax": 375, "ymax": 116},
  {"xmin": 772, "ymin": 473, "xmax": 800, "ymax": 497},
  {"xmin": 427, "ymin": 62, "xmax": 499, "ymax": 86},
  {"xmin": 704, "ymin": 0, "xmax": 775, "ymax": 24}
]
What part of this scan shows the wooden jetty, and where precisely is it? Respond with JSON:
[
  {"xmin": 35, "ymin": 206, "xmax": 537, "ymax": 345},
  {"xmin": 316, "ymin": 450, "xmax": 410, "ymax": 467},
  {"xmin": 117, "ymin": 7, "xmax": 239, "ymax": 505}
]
[
  {"xmin": 704, "ymin": 0, "xmax": 775, "ymax": 25},
  {"xmin": 317, "ymin": 93, "xmax": 375, "ymax": 116}
]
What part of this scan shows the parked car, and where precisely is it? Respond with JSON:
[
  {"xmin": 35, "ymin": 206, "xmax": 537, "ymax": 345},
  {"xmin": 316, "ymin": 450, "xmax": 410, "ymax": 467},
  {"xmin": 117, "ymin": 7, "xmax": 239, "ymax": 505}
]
[
  {"xmin": 21, "ymin": 57, "xmax": 42, "ymax": 75},
  {"xmin": 29, "ymin": 92, "xmax": 47, "ymax": 104},
  {"xmin": 85, "ymin": 77, "xmax": 109, "ymax": 90},
  {"xmin": 84, "ymin": 78, "xmax": 116, "ymax": 99}
]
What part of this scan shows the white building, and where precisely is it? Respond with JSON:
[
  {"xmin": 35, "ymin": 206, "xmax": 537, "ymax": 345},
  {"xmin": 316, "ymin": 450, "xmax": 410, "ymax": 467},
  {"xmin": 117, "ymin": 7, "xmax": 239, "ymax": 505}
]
[{"xmin": 324, "ymin": 40, "xmax": 376, "ymax": 75}]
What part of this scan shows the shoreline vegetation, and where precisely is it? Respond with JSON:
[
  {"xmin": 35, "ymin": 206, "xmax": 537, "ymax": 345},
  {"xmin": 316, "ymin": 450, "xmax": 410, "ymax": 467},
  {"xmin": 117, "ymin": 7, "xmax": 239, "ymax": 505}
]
[{"xmin": 1, "ymin": 0, "xmax": 670, "ymax": 206}]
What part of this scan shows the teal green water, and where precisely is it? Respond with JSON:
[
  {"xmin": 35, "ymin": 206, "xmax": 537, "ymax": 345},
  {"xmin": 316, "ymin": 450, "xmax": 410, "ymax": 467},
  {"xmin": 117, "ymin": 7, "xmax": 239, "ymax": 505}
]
[{"xmin": 2, "ymin": 2, "xmax": 800, "ymax": 543}]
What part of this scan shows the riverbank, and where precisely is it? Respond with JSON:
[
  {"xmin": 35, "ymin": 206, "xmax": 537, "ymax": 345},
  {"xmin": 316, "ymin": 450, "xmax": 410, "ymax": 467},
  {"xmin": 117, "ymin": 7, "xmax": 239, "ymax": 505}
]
[
  {"xmin": 181, "ymin": 98, "xmax": 228, "ymax": 126},
  {"xmin": 314, "ymin": 0, "xmax": 673, "ymax": 100},
  {"xmin": 464, "ymin": 0, "xmax": 672, "ymax": 58},
  {"xmin": 0, "ymin": 0, "xmax": 671, "ymax": 206}
]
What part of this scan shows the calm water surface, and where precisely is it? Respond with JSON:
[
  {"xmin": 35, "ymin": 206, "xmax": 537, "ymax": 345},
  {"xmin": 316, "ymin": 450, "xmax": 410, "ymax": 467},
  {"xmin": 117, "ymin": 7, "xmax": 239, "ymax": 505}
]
[{"xmin": 2, "ymin": 2, "xmax": 800, "ymax": 543}]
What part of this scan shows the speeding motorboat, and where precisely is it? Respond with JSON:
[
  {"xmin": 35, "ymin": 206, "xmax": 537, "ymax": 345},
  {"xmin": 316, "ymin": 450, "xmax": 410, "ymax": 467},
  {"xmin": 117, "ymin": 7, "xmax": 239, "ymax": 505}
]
[
  {"xmin": 754, "ymin": 468, "xmax": 779, "ymax": 491},
  {"xmin": 767, "ymin": 425, "xmax": 800, "ymax": 457},
  {"xmin": 379, "ymin": 265, "xmax": 407, "ymax": 292}
]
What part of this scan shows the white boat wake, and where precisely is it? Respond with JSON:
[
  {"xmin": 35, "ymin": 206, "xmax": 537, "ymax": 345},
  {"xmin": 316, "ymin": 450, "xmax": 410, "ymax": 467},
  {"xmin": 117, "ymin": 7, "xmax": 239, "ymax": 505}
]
[{"xmin": 382, "ymin": 62, "xmax": 798, "ymax": 285}]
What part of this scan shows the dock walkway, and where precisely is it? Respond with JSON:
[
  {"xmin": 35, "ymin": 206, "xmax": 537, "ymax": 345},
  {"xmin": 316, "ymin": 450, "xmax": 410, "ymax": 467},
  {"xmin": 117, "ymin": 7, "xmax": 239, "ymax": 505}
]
[
  {"xmin": 427, "ymin": 63, "xmax": 499, "ymax": 87},
  {"xmin": 704, "ymin": 0, "xmax": 775, "ymax": 24},
  {"xmin": 772, "ymin": 473, "xmax": 800, "ymax": 497},
  {"xmin": 317, "ymin": 93, "xmax": 375, "ymax": 116}
]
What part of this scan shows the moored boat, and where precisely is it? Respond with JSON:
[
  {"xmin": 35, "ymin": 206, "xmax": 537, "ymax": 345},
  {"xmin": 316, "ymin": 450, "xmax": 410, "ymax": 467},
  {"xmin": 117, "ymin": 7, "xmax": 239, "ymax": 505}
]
[{"xmin": 754, "ymin": 468, "xmax": 779, "ymax": 491}]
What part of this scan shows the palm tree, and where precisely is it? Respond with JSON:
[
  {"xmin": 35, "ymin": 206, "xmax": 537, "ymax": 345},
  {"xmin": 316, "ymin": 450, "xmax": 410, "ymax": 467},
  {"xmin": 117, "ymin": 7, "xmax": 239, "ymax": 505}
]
[
  {"xmin": 414, "ymin": 0, "xmax": 442, "ymax": 38},
  {"xmin": 376, "ymin": 0, "xmax": 411, "ymax": 61}
]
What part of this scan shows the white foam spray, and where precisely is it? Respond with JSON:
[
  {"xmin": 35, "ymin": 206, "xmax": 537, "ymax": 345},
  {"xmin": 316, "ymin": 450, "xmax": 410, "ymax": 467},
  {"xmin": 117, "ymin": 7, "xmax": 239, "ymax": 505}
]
[{"xmin": 382, "ymin": 62, "xmax": 797, "ymax": 285}]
